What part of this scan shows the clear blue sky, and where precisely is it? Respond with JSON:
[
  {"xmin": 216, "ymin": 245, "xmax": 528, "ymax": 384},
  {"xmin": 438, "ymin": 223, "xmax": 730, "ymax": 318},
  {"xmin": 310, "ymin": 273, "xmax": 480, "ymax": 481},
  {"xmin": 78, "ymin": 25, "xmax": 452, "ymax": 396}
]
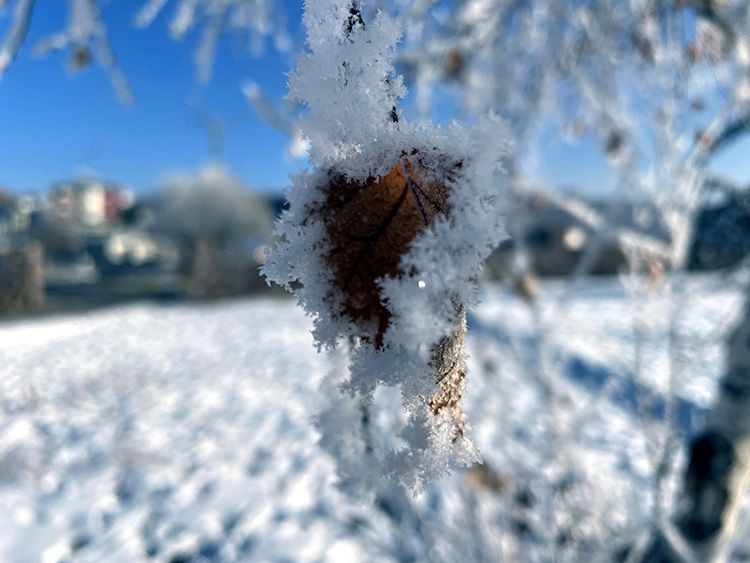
[
  {"xmin": 1, "ymin": 2, "xmax": 748, "ymax": 196},
  {"xmin": 0, "ymin": 0, "xmax": 306, "ymax": 194}
]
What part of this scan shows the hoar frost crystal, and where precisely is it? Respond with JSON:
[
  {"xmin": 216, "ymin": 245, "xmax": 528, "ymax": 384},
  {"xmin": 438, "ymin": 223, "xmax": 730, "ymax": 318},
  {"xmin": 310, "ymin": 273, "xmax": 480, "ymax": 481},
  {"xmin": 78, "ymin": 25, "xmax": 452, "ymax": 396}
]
[{"xmin": 262, "ymin": 0, "xmax": 510, "ymax": 493}]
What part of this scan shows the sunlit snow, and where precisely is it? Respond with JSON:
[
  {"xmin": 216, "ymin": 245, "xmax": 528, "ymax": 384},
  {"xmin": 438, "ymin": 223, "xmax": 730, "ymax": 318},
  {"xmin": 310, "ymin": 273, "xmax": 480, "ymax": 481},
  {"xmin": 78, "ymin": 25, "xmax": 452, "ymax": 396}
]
[{"xmin": 0, "ymin": 280, "xmax": 743, "ymax": 561}]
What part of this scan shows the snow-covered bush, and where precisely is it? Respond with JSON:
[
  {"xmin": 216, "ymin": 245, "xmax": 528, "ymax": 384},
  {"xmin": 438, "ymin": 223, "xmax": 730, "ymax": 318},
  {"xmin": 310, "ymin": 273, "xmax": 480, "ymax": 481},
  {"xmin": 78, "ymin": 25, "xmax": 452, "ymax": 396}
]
[
  {"xmin": 159, "ymin": 164, "xmax": 275, "ymax": 297},
  {"xmin": 160, "ymin": 164, "xmax": 273, "ymax": 249},
  {"xmin": 263, "ymin": 0, "xmax": 510, "ymax": 493}
]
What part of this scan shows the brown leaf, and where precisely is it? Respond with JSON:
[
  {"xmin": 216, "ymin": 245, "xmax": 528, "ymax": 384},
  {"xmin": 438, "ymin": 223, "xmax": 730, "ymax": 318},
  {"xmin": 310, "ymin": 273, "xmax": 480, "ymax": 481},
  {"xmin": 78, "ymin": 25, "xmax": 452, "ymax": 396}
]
[{"xmin": 309, "ymin": 149, "xmax": 459, "ymax": 347}]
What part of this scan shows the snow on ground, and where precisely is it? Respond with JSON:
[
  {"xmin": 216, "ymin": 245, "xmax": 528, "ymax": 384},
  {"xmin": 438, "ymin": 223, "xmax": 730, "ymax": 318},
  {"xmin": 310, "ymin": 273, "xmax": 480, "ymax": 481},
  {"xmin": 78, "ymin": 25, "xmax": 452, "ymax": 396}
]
[{"xmin": 0, "ymin": 278, "xmax": 745, "ymax": 562}]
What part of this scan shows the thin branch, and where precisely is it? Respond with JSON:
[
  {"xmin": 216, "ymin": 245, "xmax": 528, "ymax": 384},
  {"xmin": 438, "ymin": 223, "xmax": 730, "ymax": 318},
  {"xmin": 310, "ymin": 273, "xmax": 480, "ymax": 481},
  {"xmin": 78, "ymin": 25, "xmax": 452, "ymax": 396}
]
[
  {"xmin": 0, "ymin": 0, "xmax": 34, "ymax": 78},
  {"xmin": 697, "ymin": 112, "xmax": 750, "ymax": 165}
]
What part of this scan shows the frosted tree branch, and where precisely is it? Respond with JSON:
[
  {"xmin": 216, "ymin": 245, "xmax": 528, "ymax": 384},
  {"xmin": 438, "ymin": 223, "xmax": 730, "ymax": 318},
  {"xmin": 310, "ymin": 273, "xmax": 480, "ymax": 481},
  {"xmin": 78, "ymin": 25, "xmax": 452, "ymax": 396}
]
[
  {"xmin": 33, "ymin": 0, "xmax": 133, "ymax": 105},
  {"xmin": 0, "ymin": 0, "xmax": 33, "ymax": 78},
  {"xmin": 135, "ymin": 0, "xmax": 290, "ymax": 83}
]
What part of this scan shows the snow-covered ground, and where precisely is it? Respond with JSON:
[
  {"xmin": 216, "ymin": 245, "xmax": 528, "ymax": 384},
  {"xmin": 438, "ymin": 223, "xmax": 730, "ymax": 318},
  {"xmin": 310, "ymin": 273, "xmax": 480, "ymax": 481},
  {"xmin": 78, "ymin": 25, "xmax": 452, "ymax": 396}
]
[{"xmin": 0, "ymin": 278, "xmax": 745, "ymax": 562}]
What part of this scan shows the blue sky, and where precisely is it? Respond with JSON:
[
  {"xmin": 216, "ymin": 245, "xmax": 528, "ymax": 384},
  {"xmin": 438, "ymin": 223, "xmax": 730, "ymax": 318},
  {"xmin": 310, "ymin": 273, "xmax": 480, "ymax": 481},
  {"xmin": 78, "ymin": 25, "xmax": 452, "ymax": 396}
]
[
  {"xmin": 0, "ymin": 0, "xmax": 305, "ymax": 194},
  {"xmin": 0, "ymin": 2, "xmax": 748, "ymax": 196}
]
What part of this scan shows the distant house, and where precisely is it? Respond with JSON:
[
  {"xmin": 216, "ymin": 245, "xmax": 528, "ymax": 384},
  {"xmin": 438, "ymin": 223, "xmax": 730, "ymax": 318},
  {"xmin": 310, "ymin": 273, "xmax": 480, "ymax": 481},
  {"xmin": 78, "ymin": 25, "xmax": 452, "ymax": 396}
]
[
  {"xmin": 50, "ymin": 180, "xmax": 103, "ymax": 226},
  {"xmin": 87, "ymin": 229, "xmax": 180, "ymax": 276},
  {"xmin": 49, "ymin": 179, "xmax": 130, "ymax": 228}
]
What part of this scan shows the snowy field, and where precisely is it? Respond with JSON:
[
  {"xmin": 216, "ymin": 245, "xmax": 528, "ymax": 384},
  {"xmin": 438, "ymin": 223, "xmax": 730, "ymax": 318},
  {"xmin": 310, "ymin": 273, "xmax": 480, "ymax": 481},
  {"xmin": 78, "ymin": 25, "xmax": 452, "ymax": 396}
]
[{"xmin": 0, "ymin": 278, "xmax": 746, "ymax": 562}]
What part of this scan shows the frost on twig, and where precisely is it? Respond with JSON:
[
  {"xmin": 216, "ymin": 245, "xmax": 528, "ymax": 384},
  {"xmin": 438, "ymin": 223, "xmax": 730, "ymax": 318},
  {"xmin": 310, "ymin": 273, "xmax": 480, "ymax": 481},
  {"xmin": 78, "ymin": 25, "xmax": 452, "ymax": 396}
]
[
  {"xmin": 135, "ymin": 0, "xmax": 291, "ymax": 83},
  {"xmin": 33, "ymin": 0, "xmax": 133, "ymax": 105},
  {"xmin": 263, "ymin": 0, "xmax": 510, "ymax": 492},
  {"xmin": 0, "ymin": 0, "xmax": 34, "ymax": 78}
]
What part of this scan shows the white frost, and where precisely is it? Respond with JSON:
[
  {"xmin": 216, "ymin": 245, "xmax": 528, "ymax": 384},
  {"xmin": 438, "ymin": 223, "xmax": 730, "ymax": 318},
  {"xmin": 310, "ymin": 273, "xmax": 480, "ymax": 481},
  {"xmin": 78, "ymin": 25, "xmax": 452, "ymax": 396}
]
[{"xmin": 263, "ymin": 0, "xmax": 512, "ymax": 492}]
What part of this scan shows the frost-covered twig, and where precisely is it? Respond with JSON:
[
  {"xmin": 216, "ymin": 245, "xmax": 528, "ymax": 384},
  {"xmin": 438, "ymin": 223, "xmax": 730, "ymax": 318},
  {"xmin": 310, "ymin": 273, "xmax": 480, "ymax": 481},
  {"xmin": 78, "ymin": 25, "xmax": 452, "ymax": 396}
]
[
  {"xmin": 0, "ymin": 0, "xmax": 33, "ymax": 78},
  {"xmin": 2, "ymin": 0, "xmax": 292, "ymax": 99},
  {"xmin": 637, "ymin": 293, "xmax": 750, "ymax": 561}
]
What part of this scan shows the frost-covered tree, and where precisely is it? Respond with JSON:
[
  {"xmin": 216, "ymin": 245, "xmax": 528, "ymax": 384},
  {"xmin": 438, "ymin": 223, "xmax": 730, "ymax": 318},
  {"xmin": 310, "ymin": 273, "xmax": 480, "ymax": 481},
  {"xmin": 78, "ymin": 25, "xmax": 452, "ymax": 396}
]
[{"xmin": 397, "ymin": 1, "xmax": 750, "ymax": 559}]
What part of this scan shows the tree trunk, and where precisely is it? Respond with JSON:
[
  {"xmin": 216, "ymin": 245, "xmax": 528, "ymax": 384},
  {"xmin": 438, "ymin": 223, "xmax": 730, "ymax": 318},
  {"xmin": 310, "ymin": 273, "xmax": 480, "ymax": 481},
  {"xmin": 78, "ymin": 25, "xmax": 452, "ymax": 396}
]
[
  {"xmin": 22, "ymin": 241, "xmax": 44, "ymax": 311},
  {"xmin": 639, "ymin": 299, "xmax": 750, "ymax": 562},
  {"xmin": 0, "ymin": 242, "xmax": 44, "ymax": 314}
]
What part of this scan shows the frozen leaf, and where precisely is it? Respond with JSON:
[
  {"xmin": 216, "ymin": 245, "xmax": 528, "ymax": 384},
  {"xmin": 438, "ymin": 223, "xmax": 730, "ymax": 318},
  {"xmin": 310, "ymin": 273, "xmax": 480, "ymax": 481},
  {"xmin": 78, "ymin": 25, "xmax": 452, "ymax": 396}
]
[
  {"xmin": 135, "ymin": 0, "xmax": 287, "ymax": 82},
  {"xmin": 263, "ymin": 0, "xmax": 511, "ymax": 493},
  {"xmin": 308, "ymin": 149, "xmax": 459, "ymax": 347}
]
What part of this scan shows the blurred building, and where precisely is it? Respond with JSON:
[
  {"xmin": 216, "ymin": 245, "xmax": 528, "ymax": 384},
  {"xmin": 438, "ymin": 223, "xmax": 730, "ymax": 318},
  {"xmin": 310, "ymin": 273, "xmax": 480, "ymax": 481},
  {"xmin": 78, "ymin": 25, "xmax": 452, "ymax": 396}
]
[
  {"xmin": 48, "ymin": 179, "xmax": 130, "ymax": 229},
  {"xmin": 486, "ymin": 192, "xmax": 671, "ymax": 278}
]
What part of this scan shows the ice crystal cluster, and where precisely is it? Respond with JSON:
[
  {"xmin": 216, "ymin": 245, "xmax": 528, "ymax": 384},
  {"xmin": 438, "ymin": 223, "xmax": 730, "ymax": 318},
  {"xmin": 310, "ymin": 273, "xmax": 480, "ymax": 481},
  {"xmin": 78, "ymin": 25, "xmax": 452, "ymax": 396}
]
[{"xmin": 263, "ymin": 0, "xmax": 510, "ymax": 493}]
